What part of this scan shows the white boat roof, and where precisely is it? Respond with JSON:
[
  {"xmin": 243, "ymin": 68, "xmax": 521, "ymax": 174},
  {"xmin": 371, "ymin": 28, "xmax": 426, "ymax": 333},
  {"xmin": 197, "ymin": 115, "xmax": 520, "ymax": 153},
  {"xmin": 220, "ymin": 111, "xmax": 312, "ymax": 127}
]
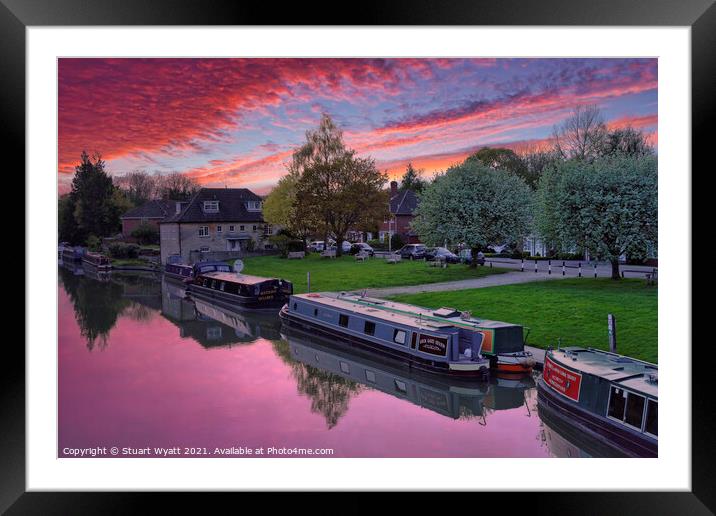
[
  {"xmin": 201, "ymin": 271, "xmax": 278, "ymax": 285},
  {"xmin": 293, "ymin": 292, "xmax": 519, "ymax": 331}
]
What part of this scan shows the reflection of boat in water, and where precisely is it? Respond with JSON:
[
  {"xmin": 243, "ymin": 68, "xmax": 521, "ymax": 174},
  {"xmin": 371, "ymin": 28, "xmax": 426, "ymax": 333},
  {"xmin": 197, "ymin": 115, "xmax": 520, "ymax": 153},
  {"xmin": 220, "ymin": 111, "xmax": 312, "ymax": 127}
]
[
  {"xmin": 193, "ymin": 297, "xmax": 282, "ymax": 341},
  {"xmin": 60, "ymin": 259, "xmax": 85, "ymax": 277},
  {"xmin": 282, "ymin": 328, "xmax": 489, "ymax": 420},
  {"xmin": 484, "ymin": 373, "xmax": 535, "ymax": 412},
  {"xmin": 537, "ymin": 347, "xmax": 657, "ymax": 458}
]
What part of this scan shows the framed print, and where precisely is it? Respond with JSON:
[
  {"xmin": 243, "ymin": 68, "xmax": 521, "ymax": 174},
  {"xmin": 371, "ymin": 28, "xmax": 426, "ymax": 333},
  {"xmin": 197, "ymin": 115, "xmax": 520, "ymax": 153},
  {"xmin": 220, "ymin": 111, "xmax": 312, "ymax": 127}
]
[{"xmin": 5, "ymin": 0, "xmax": 711, "ymax": 511}]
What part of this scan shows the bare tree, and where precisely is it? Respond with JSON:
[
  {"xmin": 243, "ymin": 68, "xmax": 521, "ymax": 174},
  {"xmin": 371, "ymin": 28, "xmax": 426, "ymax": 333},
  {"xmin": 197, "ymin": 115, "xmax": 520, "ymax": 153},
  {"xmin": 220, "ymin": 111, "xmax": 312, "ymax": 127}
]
[
  {"xmin": 155, "ymin": 172, "xmax": 200, "ymax": 201},
  {"xmin": 553, "ymin": 105, "xmax": 608, "ymax": 161},
  {"xmin": 115, "ymin": 170, "xmax": 157, "ymax": 205}
]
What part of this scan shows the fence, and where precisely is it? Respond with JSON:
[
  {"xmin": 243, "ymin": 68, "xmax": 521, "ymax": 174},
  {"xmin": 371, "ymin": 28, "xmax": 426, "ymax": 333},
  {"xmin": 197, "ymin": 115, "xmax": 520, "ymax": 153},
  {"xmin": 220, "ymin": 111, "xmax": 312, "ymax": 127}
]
[{"xmin": 483, "ymin": 257, "xmax": 657, "ymax": 281}]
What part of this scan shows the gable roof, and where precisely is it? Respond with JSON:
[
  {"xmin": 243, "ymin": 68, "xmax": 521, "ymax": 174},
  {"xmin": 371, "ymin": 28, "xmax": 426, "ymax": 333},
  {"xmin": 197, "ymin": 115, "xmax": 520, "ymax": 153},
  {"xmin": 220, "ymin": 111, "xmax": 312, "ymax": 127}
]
[
  {"xmin": 121, "ymin": 199, "xmax": 176, "ymax": 220},
  {"xmin": 390, "ymin": 188, "xmax": 419, "ymax": 216},
  {"xmin": 162, "ymin": 188, "xmax": 265, "ymax": 224}
]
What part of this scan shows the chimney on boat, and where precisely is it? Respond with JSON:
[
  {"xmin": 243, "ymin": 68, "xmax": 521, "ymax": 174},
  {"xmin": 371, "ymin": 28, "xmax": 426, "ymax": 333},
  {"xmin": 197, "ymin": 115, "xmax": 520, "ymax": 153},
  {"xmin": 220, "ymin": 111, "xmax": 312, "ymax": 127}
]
[{"xmin": 390, "ymin": 181, "xmax": 398, "ymax": 196}]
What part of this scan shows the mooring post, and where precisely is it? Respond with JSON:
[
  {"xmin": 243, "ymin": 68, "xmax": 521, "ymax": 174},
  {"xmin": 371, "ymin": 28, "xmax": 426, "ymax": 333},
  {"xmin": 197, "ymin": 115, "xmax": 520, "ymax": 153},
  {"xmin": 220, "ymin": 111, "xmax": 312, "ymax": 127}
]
[
  {"xmin": 548, "ymin": 259, "xmax": 552, "ymax": 275},
  {"xmin": 594, "ymin": 263, "xmax": 597, "ymax": 278},
  {"xmin": 307, "ymin": 271, "xmax": 311, "ymax": 293},
  {"xmin": 521, "ymin": 258, "xmax": 524, "ymax": 272},
  {"xmin": 578, "ymin": 262, "xmax": 582, "ymax": 277},
  {"xmin": 562, "ymin": 261, "xmax": 565, "ymax": 276},
  {"xmin": 534, "ymin": 259, "xmax": 538, "ymax": 274}
]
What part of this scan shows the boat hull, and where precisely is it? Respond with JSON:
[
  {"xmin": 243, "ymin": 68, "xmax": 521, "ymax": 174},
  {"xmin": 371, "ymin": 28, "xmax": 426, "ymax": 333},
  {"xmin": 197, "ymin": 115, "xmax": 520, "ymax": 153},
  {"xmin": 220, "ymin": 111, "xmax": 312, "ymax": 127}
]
[
  {"xmin": 537, "ymin": 378, "xmax": 657, "ymax": 458},
  {"xmin": 188, "ymin": 283, "xmax": 288, "ymax": 311},
  {"xmin": 82, "ymin": 259, "xmax": 111, "ymax": 272},
  {"xmin": 280, "ymin": 306, "xmax": 490, "ymax": 380}
]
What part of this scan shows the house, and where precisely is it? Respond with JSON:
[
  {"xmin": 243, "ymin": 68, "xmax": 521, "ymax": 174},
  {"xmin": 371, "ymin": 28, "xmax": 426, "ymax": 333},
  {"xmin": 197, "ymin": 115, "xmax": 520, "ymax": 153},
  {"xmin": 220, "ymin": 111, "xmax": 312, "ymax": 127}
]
[
  {"xmin": 120, "ymin": 199, "xmax": 178, "ymax": 238},
  {"xmin": 378, "ymin": 181, "xmax": 420, "ymax": 244},
  {"xmin": 159, "ymin": 188, "xmax": 274, "ymax": 264}
]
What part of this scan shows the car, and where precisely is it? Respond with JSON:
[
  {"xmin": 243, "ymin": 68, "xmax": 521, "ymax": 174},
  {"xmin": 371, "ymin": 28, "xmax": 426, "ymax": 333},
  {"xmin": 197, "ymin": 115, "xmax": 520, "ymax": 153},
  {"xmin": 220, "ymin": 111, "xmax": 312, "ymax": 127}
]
[
  {"xmin": 308, "ymin": 241, "xmax": 326, "ymax": 252},
  {"xmin": 328, "ymin": 241, "xmax": 353, "ymax": 253},
  {"xmin": 398, "ymin": 244, "xmax": 427, "ymax": 260},
  {"xmin": 351, "ymin": 242, "xmax": 375, "ymax": 256},
  {"xmin": 424, "ymin": 247, "xmax": 460, "ymax": 264},
  {"xmin": 458, "ymin": 249, "xmax": 486, "ymax": 265}
]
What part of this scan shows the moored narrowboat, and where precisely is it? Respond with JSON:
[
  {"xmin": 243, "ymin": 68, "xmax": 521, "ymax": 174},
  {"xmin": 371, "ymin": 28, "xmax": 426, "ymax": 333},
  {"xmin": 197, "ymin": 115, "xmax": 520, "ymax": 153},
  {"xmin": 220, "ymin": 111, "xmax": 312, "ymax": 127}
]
[
  {"xmin": 61, "ymin": 245, "xmax": 85, "ymax": 263},
  {"xmin": 279, "ymin": 293, "xmax": 493, "ymax": 378},
  {"xmin": 163, "ymin": 260, "xmax": 232, "ymax": 282},
  {"xmin": 82, "ymin": 251, "xmax": 111, "ymax": 271},
  {"xmin": 537, "ymin": 347, "xmax": 657, "ymax": 458},
  {"xmin": 188, "ymin": 270, "xmax": 293, "ymax": 310}
]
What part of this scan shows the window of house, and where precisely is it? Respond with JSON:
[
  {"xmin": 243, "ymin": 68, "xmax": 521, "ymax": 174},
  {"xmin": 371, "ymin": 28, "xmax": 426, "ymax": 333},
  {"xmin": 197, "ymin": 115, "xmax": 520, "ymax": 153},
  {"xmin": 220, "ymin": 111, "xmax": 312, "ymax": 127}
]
[
  {"xmin": 240, "ymin": 225, "xmax": 245, "ymax": 231},
  {"xmin": 217, "ymin": 225, "xmax": 222, "ymax": 233},
  {"xmin": 200, "ymin": 246, "xmax": 210, "ymax": 253},
  {"xmin": 253, "ymin": 225, "xmax": 257, "ymax": 231},
  {"xmin": 340, "ymin": 361, "xmax": 350, "ymax": 374},
  {"xmin": 365, "ymin": 370, "xmax": 376, "ymax": 383},
  {"xmin": 393, "ymin": 329, "xmax": 407, "ymax": 345},
  {"xmin": 203, "ymin": 201, "xmax": 219, "ymax": 213},
  {"xmin": 229, "ymin": 225, "xmax": 235, "ymax": 232},
  {"xmin": 246, "ymin": 201, "xmax": 262, "ymax": 211},
  {"xmin": 199, "ymin": 226, "xmax": 209, "ymax": 237},
  {"xmin": 339, "ymin": 314, "xmax": 349, "ymax": 327},
  {"xmin": 364, "ymin": 321, "xmax": 376, "ymax": 336},
  {"xmin": 645, "ymin": 399, "xmax": 658, "ymax": 436},
  {"xmin": 264, "ymin": 224, "xmax": 273, "ymax": 236}
]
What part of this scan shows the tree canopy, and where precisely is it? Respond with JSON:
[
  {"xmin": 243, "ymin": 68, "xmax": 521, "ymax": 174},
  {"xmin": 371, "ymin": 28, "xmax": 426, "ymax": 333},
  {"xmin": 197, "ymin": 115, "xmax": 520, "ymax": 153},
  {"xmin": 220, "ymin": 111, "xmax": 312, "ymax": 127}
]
[
  {"xmin": 399, "ymin": 163, "xmax": 427, "ymax": 193},
  {"xmin": 535, "ymin": 153, "xmax": 657, "ymax": 278},
  {"xmin": 412, "ymin": 159, "xmax": 533, "ymax": 266}
]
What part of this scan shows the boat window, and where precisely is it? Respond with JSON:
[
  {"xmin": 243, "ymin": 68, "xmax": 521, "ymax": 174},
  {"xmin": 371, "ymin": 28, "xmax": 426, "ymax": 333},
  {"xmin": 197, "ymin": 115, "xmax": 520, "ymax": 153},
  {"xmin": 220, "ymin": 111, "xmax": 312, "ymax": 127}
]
[
  {"xmin": 293, "ymin": 302, "xmax": 297, "ymax": 310},
  {"xmin": 607, "ymin": 387, "xmax": 627, "ymax": 420},
  {"xmin": 340, "ymin": 361, "xmax": 350, "ymax": 374},
  {"xmin": 411, "ymin": 332, "xmax": 417, "ymax": 349},
  {"xmin": 339, "ymin": 314, "xmax": 349, "ymax": 327},
  {"xmin": 220, "ymin": 282, "xmax": 225, "ymax": 292},
  {"xmin": 393, "ymin": 329, "xmax": 407, "ymax": 345},
  {"xmin": 365, "ymin": 370, "xmax": 376, "ymax": 383},
  {"xmin": 394, "ymin": 380, "xmax": 407, "ymax": 394},
  {"xmin": 645, "ymin": 399, "xmax": 658, "ymax": 436},
  {"xmin": 314, "ymin": 308, "xmax": 318, "ymax": 317},
  {"xmin": 364, "ymin": 321, "xmax": 376, "ymax": 336},
  {"xmin": 624, "ymin": 392, "xmax": 646, "ymax": 428}
]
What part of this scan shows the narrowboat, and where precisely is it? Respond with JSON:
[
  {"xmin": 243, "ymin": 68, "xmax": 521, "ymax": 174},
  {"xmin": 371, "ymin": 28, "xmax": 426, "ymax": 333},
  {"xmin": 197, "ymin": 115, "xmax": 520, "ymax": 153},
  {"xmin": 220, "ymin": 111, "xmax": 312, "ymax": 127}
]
[
  {"xmin": 163, "ymin": 260, "xmax": 232, "ymax": 282},
  {"xmin": 279, "ymin": 293, "xmax": 493, "ymax": 378},
  {"xmin": 61, "ymin": 245, "xmax": 84, "ymax": 263},
  {"xmin": 187, "ymin": 270, "xmax": 293, "ymax": 311},
  {"xmin": 82, "ymin": 251, "xmax": 111, "ymax": 271},
  {"xmin": 283, "ymin": 329, "xmax": 488, "ymax": 420},
  {"xmin": 537, "ymin": 347, "xmax": 657, "ymax": 458}
]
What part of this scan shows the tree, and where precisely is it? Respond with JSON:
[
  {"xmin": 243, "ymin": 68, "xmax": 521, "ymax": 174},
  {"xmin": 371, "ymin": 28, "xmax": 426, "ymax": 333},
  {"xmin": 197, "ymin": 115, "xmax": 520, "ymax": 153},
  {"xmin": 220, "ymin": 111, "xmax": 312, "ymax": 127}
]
[
  {"xmin": 535, "ymin": 153, "xmax": 657, "ymax": 279},
  {"xmin": 130, "ymin": 222, "xmax": 160, "ymax": 245},
  {"xmin": 553, "ymin": 105, "xmax": 608, "ymax": 161},
  {"xmin": 263, "ymin": 170, "xmax": 318, "ymax": 249},
  {"xmin": 603, "ymin": 127, "xmax": 653, "ymax": 157},
  {"xmin": 466, "ymin": 147, "xmax": 539, "ymax": 189},
  {"xmin": 156, "ymin": 172, "xmax": 199, "ymax": 201},
  {"xmin": 58, "ymin": 194, "xmax": 81, "ymax": 244},
  {"xmin": 412, "ymin": 159, "xmax": 533, "ymax": 267},
  {"xmin": 292, "ymin": 114, "xmax": 389, "ymax": 256},
  {"xmin": 116, "ymin": 170, "xmax": 157, "ymax": 205},
  {"xmin": 70, "ymin": 151, "xmax": 123, "ymax": 241},
  {"xmin": 399, "ymin": 163, "xmax": 427, "ymax": 193}
]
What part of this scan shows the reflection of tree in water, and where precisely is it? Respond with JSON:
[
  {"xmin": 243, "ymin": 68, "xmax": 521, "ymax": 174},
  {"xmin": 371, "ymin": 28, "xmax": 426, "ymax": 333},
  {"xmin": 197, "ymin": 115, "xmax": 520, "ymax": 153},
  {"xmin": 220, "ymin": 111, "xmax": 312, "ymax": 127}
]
[
  {"xmin": 122, "ymin": 303, "xmax": 155, "ymax": 322},
  {"xmin": 59, "ymin": 267, "xmax": 130, "ymax": 350},
  {"xmin": 272, "ymin": 340, "xmax": 364, "ymax": 429}
]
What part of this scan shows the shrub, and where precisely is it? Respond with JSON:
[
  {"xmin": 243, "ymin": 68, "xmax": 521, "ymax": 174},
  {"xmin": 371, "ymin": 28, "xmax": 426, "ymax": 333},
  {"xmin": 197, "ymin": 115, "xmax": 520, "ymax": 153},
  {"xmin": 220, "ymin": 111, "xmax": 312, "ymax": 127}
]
[
  {"xmin": 130, "ymin": 223, "xmax": 159, "ymax": 245},
  {"xmin": 287, "ymin": 240, "xmax": 305, "ymax": 252},
  {"xmin": 108, "ymin": 242, "xmax": 140, "ymax": 259},
  {"xmin": 390, "ymin": 233, "xmax": 405, "ymax": 251},
  {"xmin": 86, "ymin": 234, "xmax": 102, "ymax": 252},
  {"xmin": 268, "ymin": 234, "xmax": 291, "ymax": 257}
]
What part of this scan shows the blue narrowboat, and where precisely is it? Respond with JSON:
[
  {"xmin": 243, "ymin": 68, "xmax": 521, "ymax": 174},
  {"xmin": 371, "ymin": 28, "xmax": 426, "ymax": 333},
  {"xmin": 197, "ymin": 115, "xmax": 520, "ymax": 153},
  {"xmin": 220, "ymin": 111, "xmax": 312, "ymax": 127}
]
[
  {"xmin": 163, "ymin": 260, "xmax": 232, "ymax": 282},
  {"xmin": 61, "ymin": 245, "xmax": 85, "ymax": 263},
  {"xmin": 537, "ymin": 347, "xmax": 658, "ymax": 458},
  {"xmin": 279, "ymin": 293, "xmax": 494, "ymax": 379}
]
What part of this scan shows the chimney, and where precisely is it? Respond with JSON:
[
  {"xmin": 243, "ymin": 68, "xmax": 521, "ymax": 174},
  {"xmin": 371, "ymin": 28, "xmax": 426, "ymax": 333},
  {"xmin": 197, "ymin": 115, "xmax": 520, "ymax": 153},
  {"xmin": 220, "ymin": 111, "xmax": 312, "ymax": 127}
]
[{"xmin": 390, "ymin": 181, "xmax": 398, "ymax": 196}]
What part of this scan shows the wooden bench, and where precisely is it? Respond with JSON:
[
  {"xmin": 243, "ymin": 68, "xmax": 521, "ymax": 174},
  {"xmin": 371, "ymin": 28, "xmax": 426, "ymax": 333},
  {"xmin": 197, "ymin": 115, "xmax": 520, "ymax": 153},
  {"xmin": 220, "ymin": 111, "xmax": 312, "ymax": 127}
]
[
  {"xmin": 385, "ymin": 253, "xmax": 401, "ymax": 264},
  {"xmin": 287, "ymin": 251, "xmax": 305, "ymax": 260},
  {"xmin": 621, "ymin": 268, "xmax": 658, "ymax": 282},
  {"xmin": 320, "ymin": 249, "xmax": 337, "ymax": 259},
  {"xmin": 355, "ymin": 251, "xmax": 369, "ymax": 262},
  {"xmin": 428, "ymin": 258, "xmax": 447, "ymax": 268}
]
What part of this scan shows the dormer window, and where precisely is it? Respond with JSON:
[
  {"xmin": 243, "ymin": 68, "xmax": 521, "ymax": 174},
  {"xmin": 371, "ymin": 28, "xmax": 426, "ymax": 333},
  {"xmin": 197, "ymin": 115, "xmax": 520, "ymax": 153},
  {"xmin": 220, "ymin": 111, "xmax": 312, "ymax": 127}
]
[
  {"xmin": 246, "ymin": 200, "xmax": 262, "ymax": 211},
  {"xmin": 203, "ymin": 201, "xmax": 219, "ymax": 213}
]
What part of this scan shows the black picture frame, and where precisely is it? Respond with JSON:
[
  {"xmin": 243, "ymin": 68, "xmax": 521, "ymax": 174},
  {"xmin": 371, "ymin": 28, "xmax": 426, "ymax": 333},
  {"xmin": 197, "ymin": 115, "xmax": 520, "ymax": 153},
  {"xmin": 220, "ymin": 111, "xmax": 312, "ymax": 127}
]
[{"xmin": 4, "ymin": 0, "xmax": 709, "ymax": 512}]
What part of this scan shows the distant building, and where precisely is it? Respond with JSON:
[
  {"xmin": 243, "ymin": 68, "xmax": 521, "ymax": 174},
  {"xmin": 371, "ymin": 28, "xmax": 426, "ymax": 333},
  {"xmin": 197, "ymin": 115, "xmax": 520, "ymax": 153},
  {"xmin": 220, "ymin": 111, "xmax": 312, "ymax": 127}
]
[
  {"xmin": 120, "ymin": 199, "xmax": 178, "ymax": 237},
  {"xmin": 159, "ymin": 188, "xmax": 273, "ymax": 264},
  {"xmin": 378, "ymin": 181, "xmax": 420, "ymax": 244}
]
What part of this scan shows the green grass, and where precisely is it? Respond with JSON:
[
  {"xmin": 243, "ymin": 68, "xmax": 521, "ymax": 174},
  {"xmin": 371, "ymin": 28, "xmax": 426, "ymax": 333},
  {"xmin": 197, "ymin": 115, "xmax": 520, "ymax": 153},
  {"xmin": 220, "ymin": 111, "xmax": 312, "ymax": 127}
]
[
  {"xmin": 240, "ymin": 253, "xmax": 507, "ymax": 294},
  {"xmin": 110, "ymin": 258, "xmax": 154, "ymax": 268},
  {"xmin": 388, "ymin": 278, "xmax": 657, "ymax": 363}
]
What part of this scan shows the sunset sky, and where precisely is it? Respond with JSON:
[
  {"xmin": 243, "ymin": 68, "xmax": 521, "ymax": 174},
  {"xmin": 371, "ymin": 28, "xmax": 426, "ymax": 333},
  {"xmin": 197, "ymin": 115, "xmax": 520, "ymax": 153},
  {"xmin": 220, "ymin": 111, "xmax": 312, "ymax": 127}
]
[{"xmin": 58, "ymin": 58, "xmax": 657, "ymax": 194}]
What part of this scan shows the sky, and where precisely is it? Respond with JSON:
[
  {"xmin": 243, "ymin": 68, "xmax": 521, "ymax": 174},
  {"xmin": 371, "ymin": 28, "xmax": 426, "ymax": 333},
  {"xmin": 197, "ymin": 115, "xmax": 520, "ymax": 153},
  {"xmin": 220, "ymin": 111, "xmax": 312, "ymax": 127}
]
[{"xmin": 58, "ymin": 58, "xmax": 657, "ymax": 195}]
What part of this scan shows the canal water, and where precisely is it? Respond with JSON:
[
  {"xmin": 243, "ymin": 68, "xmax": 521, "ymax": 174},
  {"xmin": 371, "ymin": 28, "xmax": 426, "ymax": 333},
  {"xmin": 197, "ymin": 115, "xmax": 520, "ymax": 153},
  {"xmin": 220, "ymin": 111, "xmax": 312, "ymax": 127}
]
[{"xmin": 57, "ymin": 265, "xmax": 609, "ymax": 458}]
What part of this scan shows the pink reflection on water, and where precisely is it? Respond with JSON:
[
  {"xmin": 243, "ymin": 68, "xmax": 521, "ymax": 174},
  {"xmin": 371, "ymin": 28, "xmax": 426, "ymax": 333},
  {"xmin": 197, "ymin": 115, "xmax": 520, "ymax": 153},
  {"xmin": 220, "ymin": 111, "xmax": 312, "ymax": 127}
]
[{"xmin": 58, "ymin": 285, "xmax": 551, "ymax": 458}]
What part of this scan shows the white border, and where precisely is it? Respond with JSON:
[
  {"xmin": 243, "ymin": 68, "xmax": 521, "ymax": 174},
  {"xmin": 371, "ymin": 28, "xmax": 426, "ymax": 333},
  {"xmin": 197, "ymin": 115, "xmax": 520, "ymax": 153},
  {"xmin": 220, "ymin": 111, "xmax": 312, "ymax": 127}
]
[{"xmin": 27, "ymin": 26, "xmax": 691, "ymax": 491}]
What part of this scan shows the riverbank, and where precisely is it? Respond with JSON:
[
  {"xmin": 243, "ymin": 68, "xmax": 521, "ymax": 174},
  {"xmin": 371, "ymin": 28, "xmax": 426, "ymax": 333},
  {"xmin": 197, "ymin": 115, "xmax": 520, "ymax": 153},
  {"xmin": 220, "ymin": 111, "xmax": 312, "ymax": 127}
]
[
  {"xmin": 387, "ymin": 278, "xmax": 657, "ymax": 363},
  {"xmin": 241, "ymin": 253, "xmax": 508, "ymax": 294}
]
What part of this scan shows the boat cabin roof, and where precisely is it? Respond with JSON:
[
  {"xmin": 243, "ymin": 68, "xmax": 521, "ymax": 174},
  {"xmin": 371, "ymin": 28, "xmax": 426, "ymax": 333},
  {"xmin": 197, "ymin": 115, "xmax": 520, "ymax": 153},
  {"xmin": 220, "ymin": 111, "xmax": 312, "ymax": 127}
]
[
  {"xmin": 292, "ymin": 292, "xmax": 519, "ymax": 331},
  {"xmin": 549, "ymin": 347, "xmax": 657, "ymax": 398},
  {"xmin": 200, "ymin": 271, "xmax": 278, "ymax": 285}
]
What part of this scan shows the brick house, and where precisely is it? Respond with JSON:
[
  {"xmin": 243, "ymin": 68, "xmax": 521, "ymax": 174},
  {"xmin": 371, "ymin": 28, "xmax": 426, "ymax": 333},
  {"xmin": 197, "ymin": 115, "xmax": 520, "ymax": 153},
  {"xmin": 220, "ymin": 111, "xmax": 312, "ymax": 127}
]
[
  {"xmin": 378, "ymin": 181, "xmax": 420, "ymax": 244},
  {"xmin": 120, "ymin": 199, "xmax": 177, "ymax": 237},
  {"xmin": 159, "ymin": 188, "xmax": 274, "ymax": 264}
]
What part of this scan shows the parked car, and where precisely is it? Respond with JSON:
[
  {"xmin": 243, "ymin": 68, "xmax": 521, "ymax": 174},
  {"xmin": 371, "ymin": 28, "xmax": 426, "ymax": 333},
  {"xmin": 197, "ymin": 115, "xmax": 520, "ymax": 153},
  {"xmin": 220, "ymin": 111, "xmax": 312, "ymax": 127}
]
[
  {"xmin": 424, "ymin": 247, "xmax": 460, "ymax": 264},
  {"xmin": 351, "ymin": 242, "xmax": 375, "ymax": 256},
  {"xmin": 398, "ymin": 244, "xmax": 427, "ymax": 260},
  {"xmin": 308, "ymin": 241, "xmax": 326, "ymax": 252},
  {"xmin": 458, "ymin": 249, "xmax": 486, "ymax": 265},
  {"xmin": 328, "ymin": 241, "xmax": 353, "ymax": 253}
]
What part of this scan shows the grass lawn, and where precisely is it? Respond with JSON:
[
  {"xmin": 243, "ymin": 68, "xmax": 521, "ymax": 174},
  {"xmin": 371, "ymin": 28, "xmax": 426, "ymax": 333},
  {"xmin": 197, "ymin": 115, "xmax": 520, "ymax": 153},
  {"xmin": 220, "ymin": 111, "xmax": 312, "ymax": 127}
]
[
  {"xmin": 110, "ymin": 258, "xmax": 154, "ymax": 268},
  {"xmin": 240, "ymin": 253, "xmax": 507, "ymax": 294},
  {"xmin": 388, "ymin": 278, "xmax": 657, "ymax": 363}
]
